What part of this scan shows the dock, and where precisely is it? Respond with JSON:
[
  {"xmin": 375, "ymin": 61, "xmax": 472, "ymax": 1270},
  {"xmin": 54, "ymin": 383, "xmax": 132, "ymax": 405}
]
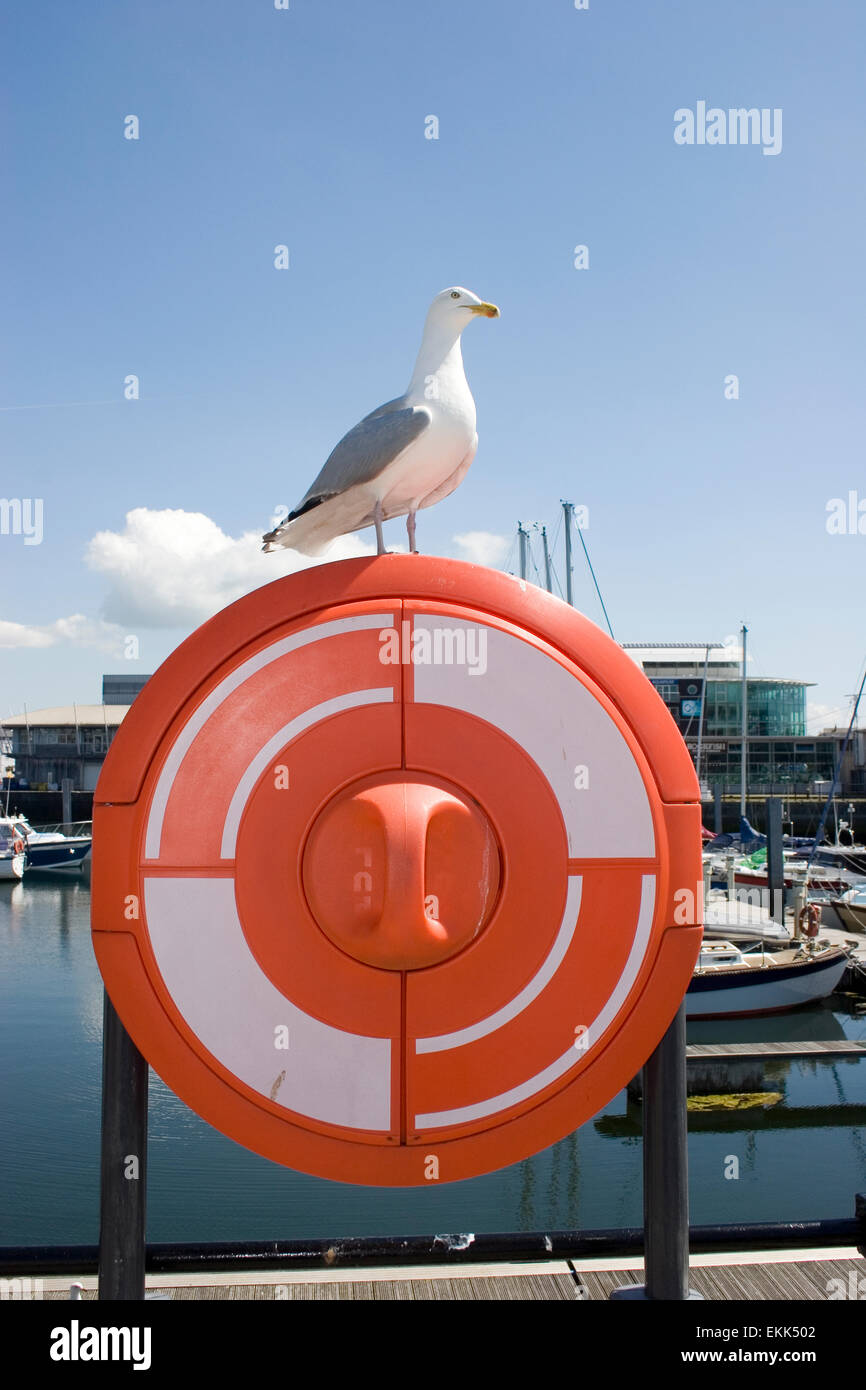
[
  {"xmin": 31, "ymin": 1247, "xmax": 865, "ymax": 1300},
  {"xmin": 624, "ymin": 1038, "xmax": 866, "ymax": 1099},
  {"xmin": 685, "ymin": 1040, "xmax": 866, "ymax": 1060},
  {"xmin": 818, "ymin": 924, "xmax": 866, "ymax": 990}
]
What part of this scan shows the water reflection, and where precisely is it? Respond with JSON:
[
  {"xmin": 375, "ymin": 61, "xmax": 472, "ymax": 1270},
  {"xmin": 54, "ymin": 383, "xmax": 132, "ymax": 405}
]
[
  {"xmin": 1, "ymin": 874, "xmax": 865, "ymax": 1246},
  {"xmin": 595, "ymin": 1094, "xmax": 866, "ymax": 1139},
  {"xmin": 688, "ymin": 1005, "xmax": 848, "ymax": 1046},
  {"xmin": 517, "ymin": 1158, "xmax": 535, "ymax": 1230}
]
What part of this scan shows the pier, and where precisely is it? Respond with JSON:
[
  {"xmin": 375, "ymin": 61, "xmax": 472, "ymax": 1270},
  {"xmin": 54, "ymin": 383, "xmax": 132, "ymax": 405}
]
[
  {"xmin": 627, "ymin": 1039, "xmax": 866, "ymax": 1100},
  {"xmin": 24, "ymin": 1248, "xmax": 866, "ymax": 1302}
]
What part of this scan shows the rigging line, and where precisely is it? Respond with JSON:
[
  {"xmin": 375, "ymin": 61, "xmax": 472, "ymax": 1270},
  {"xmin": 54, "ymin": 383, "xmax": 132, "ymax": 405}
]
[
  {"xmin": 527, "ymin": 533, "xmax": 545, "ymax": 588},
  {"xmin": 576, "ymin": 527, "xmax": 615, "ymax": 640},
  {"xmin": 806, "ymin": 658, "xmax": 866, "ymax": 871},
  {"xmin": 0, "ymin": 394, "xmax": 187, "ymax": 412},
  {"xmin": 849, "ymin": 658, "xmax": 866, "ymax": 711},
  {"xmin": 547, "ymin": 511, "xmax": 566, "ymax": 597},
  {"xmin": 549, "ymin": 509, "xmax": 564, "ymax": 557},
  {"xmin": 838, "ymin": 658, "xmax": 866, "ymax": 727},
  {"xmin": 501, "ymin": 535, "xmax": 517, "ymax": 575},
  {"xmin": 806, "ymin": 703, "xmax": 853, "ymax": 730},
  {"xmin": 0, "ymin": 397, "xmax": 130, "ymax": 412},
  {"xmin": 805, "ymin": 651, "xmax": 866, "ymax": 729}
]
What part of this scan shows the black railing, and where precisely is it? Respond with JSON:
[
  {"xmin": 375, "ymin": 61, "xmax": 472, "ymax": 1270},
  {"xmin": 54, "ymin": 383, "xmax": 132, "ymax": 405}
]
[{"xmin": 2, "ymin": 1203, "xmax": 863, "ymax": 1278}]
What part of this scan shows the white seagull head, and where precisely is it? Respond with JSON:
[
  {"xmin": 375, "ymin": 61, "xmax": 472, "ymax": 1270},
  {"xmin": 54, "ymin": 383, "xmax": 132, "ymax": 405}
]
[{"xmin": 426, "ymin": 285, "xmax": 501, "ymax": 329}]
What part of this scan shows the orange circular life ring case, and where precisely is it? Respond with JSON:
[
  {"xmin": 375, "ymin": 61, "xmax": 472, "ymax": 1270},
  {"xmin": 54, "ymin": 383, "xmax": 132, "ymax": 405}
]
[{"xmin": 91, "ymin": 556, "xmax": 702, "ymax": 1185}]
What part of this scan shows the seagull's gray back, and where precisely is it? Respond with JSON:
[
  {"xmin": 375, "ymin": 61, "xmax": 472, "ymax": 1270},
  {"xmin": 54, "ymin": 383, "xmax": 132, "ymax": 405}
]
[{"xmin": 292, "ymin": 397, "xmax": 432, "ymax": 515}]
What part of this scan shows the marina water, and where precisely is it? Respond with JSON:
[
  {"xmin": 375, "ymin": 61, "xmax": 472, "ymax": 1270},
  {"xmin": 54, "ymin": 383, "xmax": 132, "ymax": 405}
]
[{"xmin": 3, "ymin": 876, "xmax": 865, "ymax": 1247}]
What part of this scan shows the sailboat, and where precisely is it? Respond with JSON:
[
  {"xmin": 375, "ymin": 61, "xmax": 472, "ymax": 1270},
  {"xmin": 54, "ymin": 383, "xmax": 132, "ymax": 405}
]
[{"xmin": 687, "ymin": 937, "xmax": 850, "ymax": 1018}]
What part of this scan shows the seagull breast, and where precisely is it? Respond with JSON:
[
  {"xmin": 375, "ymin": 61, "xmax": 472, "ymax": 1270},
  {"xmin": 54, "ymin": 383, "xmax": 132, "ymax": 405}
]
[{"xmin": 262, "ymin": 286, "xmax": 498, "ymax": 555}]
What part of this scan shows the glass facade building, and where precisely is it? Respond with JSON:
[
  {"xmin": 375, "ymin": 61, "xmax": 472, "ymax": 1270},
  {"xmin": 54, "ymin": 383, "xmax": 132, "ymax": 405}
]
[
  {"xmin": 707, "ymin": 681, "xmax": 805, "ymax": 738},
  {"xmin": 698, "ymin": 738, "xmax": 837, "ymax": 793},
  {"xmin": 649, "ymin": 677, "xmax": 807, "ymax": 737},
  {"xmin": 629, "ymin": 647, "xmax": 845, "ymax": 795}
]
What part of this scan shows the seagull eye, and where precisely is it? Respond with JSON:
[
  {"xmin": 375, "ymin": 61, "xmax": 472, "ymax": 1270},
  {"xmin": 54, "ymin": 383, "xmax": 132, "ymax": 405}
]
[{"xmin": 450, "ymin": 291, "xmax": 460, "ymax": 299}]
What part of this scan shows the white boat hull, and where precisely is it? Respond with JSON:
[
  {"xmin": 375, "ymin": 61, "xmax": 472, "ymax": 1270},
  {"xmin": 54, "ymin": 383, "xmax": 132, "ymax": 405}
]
[
  {"xmin": 687, "ymin": 947, "xmax": 849, "ymax": 1019},
  {"xmin": 0, "ymin": 853, "xmax": 26, "ymax": 881},
  {"xmin": 834, "ymin": 901, "xmax": 866, "ymax": 934},
  {"xmin": 702, "ymin": 895, "xmax": 791, "ymax": 946}
]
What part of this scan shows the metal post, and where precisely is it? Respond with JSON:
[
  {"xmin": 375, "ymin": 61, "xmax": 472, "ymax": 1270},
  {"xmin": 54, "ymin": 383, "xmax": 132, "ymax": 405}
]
[
  {"xmin": 562, "ymin": 501, "xmax": 573, "ymax": 606},
  {"xmin": 712, "ymin": 783, "xmax": 723, "ymax": 834},
  {"xmin": 792, "ymin": 882, "xmax": 806, "ymax": 941},
  {"xmin": 518, "ymin": 524, "xmax": 528, "ymax": 582},
  {"xmin": 694, "ymin": 646, "xmax": 710, "ymax": 796},
  {"xmin": 98, "ymin": 991, "xmax": 148, "ymax": 1300},
  {"xmin": 541, "ymin": 526, "xmax": 552, "ymax": 593},
  {"xmin": 765, "ymin": 796, "xmax": 784, "ymax": 924},
  {"xmin": 740, "ymin": 624, "xmax": 748, "ymax": 819},
  {"xmin": 611, "ymin": 1001, "xmax": 700, "ymax": 1299},
  {"xmin": 644, "ymin": 1001, "xmax": 691, "ymax": 1298},
  {"xmin": 61, "ymin": 777, "xmax": 73, "ymax": 834}
]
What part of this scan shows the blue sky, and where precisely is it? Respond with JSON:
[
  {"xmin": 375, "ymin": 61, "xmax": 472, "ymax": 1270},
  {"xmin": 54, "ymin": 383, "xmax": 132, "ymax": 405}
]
[{"xmin": 2, "ymin": 0, "xmax": 864, "ymax": 728}]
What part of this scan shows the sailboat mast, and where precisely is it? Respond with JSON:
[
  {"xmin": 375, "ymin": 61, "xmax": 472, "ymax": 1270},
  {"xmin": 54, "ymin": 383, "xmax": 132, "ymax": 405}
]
[
  {"xmin": 695, "ymin": 644, "xmax": 710, "ymax": 795},
  {"xmin": 740, "ymin": 624, "xmax": 748, "ymax": 818},
  {"xmin": 562, "ymin": 501, "xmax": 574, "ymax": 606},
  {"xmin": 806, "ymin": 663, "xmax": 866, "ymax": 872},
  {"xmin": 541, "ymin": 526, "xmax": 552, "ymax": 593}
]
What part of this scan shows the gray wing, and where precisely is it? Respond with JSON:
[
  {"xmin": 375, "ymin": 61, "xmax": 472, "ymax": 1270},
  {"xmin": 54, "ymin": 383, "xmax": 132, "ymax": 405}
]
[{"xmin": 291, "ymin": 398, "xmax": 432, "ymax": 516}]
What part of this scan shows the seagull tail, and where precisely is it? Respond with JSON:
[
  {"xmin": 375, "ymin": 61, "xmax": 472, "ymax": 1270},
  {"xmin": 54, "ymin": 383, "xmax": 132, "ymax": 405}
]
[{"xmin": 261, "ymin": 512, "xmax": 333, "ymax": 557}]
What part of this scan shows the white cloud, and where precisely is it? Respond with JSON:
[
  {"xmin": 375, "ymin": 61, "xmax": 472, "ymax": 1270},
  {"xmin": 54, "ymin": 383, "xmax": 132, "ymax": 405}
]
[
  {"xmin": 10, "ymin": 509, "xmax": 505, "ymax": 654},
  {"xmin": 807, "ymin": 700, "xmax": 846, "ymax": 732},
  {"xmin": 85, "ymin": 507, "xmax": 375, "ymax": 628},
  {"xmin": 0, "ymin": 620, "xmax": 54, "ymax": 649},
  {"xmin": 452, "ymin": 530, "xmax": 510, "ymax": 567},
  {"xmin": 0, "ymin": 615, "xmax": 123, "ymax": 652}
]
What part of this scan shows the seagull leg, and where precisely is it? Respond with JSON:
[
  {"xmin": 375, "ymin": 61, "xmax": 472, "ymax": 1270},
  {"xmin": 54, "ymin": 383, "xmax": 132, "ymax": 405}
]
[
  {"xmin": 374, "ymin": 500, "xmax": 387, "ymax": 556},
  {"xmin": 407, "ymin": 510, "xmax": 418, "ymax": 554}
]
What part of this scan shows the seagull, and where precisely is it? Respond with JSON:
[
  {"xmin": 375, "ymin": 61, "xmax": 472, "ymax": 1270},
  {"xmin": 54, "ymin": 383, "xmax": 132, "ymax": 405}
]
[{"xmin": 262, "ymin": 286, "xmax": 499, "ymax": 556}]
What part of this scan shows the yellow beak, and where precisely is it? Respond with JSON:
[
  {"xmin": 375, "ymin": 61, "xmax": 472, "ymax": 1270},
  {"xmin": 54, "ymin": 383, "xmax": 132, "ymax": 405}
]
[{"xmin": 470, "ymin": 301, "xmax": 500, "ymax": 318}]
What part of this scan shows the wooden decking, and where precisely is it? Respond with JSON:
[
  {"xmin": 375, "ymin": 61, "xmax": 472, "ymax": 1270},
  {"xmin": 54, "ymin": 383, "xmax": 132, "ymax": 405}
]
[
  {"xmin": 622, "ymin": 1038, "xmax": 866, "ymax": 1098},
  {"xmin": 35, "ymin": 1248, "xmax": 864, "ymax": 1300},
  {"xmin": 686, "ymin": 1041, "xmax": 866, "ymax": 1062}
]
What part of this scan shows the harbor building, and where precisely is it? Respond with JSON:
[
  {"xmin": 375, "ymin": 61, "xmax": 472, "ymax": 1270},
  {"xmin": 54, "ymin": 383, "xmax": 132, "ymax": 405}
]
[
  {"xmin": 623, "ymin": 644, "xmax": 858, "ymax": 799},
  {"xmin": 102, "ymin": 674, "xmax": 151, "ymax": 706},
  {"xmin": 2, "ymin": 652, "xmax": 861, "ymax": 804},
  {"xmin": 4, "ymin": 706, "xmax": 132, "ymax": 791},
  {"xmin": 3, "ymin": 675, "xmax": 152, "ymax": 791}
]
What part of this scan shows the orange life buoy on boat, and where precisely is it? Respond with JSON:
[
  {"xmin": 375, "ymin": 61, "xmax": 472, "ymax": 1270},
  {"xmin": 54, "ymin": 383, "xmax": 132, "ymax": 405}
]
[
  {"xmin": 799, "ymin": 902, "xmax": 821, "ymax": 938},
  {"xmin": 12, "ymin": 835, "xmax": 25, "ymax": 855}
]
